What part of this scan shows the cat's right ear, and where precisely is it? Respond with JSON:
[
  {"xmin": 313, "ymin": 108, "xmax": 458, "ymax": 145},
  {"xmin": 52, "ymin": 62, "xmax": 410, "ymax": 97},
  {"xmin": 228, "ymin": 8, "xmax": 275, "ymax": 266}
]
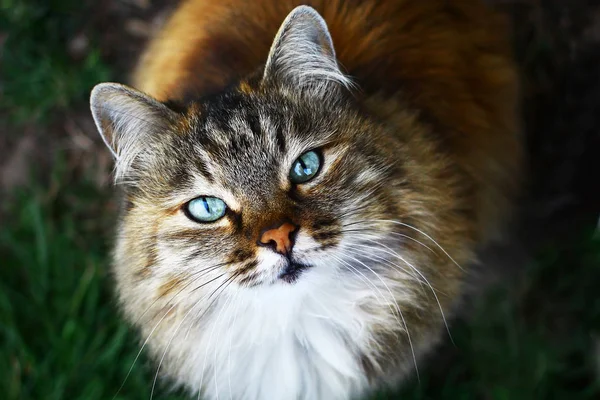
[
  {"xmin": 262, "ymin": 6, "xmax": 352, "ymax": 95},
  {"xmin": 90, "ymin": 83, "xmax": 176, "ymax": 181}
]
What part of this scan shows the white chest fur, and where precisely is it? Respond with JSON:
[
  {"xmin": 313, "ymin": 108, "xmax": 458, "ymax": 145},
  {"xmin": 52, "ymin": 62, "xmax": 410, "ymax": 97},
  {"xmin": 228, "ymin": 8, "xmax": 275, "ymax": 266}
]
[{"xmin": 162, "ymin": 266, "xmax": 399, "ymax": 400}]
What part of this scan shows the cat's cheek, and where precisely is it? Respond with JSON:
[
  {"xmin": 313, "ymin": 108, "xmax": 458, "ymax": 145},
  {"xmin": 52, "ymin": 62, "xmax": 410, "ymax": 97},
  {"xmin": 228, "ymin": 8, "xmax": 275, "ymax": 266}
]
[{"xmin": 293, "ymin": 230, "xmax": 322, "ymax": 253}]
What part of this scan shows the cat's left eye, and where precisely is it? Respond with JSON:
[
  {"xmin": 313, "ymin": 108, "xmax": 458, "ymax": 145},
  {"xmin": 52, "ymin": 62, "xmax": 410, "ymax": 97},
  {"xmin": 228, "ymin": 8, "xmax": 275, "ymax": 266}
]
[
  {"xmin": 185, "ymin": 196, "xmax": 227, "ymax": 223},
  {"xmin": 290, "ymin": 150, "xmax": 322, "ymax": 184}
]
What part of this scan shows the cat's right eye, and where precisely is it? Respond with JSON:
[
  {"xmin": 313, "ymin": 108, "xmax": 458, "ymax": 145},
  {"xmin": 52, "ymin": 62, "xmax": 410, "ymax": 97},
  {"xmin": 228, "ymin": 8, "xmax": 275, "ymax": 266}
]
[
  {"xmin": 185, "ymin": 196, "xmax": 227, "ymax": 223},
  {"xmin": 290, "ymin": 150, "xmax": 322, "ymax": 184}
]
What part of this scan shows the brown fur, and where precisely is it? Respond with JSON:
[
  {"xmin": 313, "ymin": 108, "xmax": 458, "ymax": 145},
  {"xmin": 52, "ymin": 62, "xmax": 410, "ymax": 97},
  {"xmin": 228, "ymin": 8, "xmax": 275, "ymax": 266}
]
[{"xmin": 92, "ymin": 1, "xmax": 522, "ymax": 397}]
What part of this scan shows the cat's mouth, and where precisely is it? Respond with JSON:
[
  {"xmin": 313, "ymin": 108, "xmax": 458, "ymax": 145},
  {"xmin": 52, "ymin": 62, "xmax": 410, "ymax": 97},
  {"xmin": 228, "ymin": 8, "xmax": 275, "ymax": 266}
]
[{"xmin": 278, "ymin": 261, "xmax": 312, "ymax": 284}]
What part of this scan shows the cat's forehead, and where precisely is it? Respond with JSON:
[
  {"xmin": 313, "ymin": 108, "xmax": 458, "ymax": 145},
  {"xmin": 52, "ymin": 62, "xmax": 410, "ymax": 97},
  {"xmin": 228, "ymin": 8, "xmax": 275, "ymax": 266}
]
[
  {"xmin": 171, "ymin": 92, "xmax": 320, "ymax": 196},
  {"xmin": 193, "ymin": 92, "xmax": 284, "ymax": 148},
  {"xmin": 193, "ymin": 94, "xmax": 287, "ymax": 164}
]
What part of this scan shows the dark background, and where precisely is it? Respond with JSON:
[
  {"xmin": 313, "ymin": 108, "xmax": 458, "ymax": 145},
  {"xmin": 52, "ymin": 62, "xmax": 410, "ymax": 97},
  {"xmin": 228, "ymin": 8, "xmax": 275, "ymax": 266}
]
[{"xmin": 1, "ymin": 0, "xmax": 599, "ymax": 399}]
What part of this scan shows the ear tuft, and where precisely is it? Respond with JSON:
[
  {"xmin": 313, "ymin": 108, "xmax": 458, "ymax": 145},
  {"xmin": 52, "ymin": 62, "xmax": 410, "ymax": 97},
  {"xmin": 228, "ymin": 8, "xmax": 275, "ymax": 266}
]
[
  {"xmin": 263, "ymin": 6, "xmax": 352, "ymax": 93},
  {"xmin": 90, "ymin": 83, "xmax": 175, "ymax": 182}
]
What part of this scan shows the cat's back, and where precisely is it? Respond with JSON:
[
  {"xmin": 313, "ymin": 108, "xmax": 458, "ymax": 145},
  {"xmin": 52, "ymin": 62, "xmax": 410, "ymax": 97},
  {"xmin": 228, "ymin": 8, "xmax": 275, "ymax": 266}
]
[{"xmin": 135, "ymin": 0, "xmax": 515, "ymax": 106}]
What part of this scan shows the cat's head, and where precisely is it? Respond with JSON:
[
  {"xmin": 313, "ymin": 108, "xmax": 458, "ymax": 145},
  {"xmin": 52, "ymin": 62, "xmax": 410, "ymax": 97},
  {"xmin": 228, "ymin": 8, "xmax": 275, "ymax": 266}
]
[{"xmin": 91, "ymin": 6, "xmax": 470, "ymax": 330}]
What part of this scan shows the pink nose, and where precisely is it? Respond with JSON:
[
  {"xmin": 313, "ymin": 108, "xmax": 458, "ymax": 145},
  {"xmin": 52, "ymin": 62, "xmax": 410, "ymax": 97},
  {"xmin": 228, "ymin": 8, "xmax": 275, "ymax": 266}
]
[{"xmin": 259, "ymin": 222, "xmax": 297, "ymax": 255}]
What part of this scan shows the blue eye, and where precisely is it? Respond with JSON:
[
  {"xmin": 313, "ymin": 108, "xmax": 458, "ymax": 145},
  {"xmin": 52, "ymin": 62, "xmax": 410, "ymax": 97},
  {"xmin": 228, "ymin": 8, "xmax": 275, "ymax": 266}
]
[
  {"xmin": 185, "ymin": 196, "xmax": 227, "ymax": 223},
  {"xmin": 290, "ymin": 150, "xmax": 321, "ymax": 184}
]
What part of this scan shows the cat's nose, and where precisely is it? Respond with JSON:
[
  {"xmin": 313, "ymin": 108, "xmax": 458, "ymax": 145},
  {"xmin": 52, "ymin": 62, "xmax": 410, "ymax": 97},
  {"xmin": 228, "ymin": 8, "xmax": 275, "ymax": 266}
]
[{"xmin": 258, "ymin": 222, "xmax": 298, "ymax": 255}]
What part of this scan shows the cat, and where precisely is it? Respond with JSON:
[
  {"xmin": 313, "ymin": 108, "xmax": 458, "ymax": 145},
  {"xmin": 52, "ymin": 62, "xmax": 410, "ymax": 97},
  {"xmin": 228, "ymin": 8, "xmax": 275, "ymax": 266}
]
[{"xmin": 90, "ymin": 1, "xmax": 521, "ymax": 399}]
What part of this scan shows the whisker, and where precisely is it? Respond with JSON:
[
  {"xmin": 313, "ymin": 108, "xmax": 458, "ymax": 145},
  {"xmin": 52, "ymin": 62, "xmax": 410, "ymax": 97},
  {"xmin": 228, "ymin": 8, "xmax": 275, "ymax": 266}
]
[
  {"xmin": 346, "ymin": 238, "xmax": 447, "ymax": 296},
  {"xmin": 341, "ymin": 220, "xmax": 375, "ymax": 229},
  {"xmin": 343, "ymin": 245, "xmax": 427, "ymax": 290},
  {"xmin": 373, "ymin": 219, "xmax": 465, "ymax": 272},
  {"xmin": 163, "ymin": 266, "xmax": 234, "ymax": 377},
  {"xmin": 227, "ymin": 292, "xmax": 242, "ymax": 400},
  {"xmin": 334, "ymin": 183, "xmax": 389, "ymax": 220},
  {"xmin": 355, "ymin": 240, "xmax": 454, "ymax": 345},
  {"xmin": 334, "ymin": 253, "xmax": 420, "ymax": 382},
  {"xmin": 388, "ymin": 232, "xmax": 437, "ymax": 254},
  {"xmin": 131, "ymin": 262, "xmax": 229, "ymax": 328},
  {"xmin": 197, "ymin": 272, "xmax": 242, "ymax": 398},
  {"xmin": 329, "ymin": 254, "xmax": 395, "ymax": 316},
  {"xmin": 331, "ymin": 254, "xmax": 405, "ymax": 333},
  {"xmin": 148, "ymin": 270, "xmax": 229, "ymax": 400},
  {"xmin": 113, "ymin": 266, "xmax": 227, "ymax": 400},
  {"xmin": 336, "ymin": 203, "xmax": 374, "ymax": 220},
  {"xmin": 341, "ymin": 222, "xmax": 438, "ymax": 256},
  {"xmin": 338, "ymin": 228, "xmax": 425, "ymax": 284},
  {"xmin": 211, "ymin": 289, "xmax": 238, "ymax": 400}
]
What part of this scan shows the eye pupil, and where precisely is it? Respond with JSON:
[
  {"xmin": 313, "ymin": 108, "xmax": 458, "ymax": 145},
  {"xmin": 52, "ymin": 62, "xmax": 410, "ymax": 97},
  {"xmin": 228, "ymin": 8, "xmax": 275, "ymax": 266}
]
[
  {"xmin": 290, "ymin": 150, "xmax": 321, "ymax": 184},
  {"xmin": 298, "ymin": 157, "xmax": 307, "ymax": 170}
]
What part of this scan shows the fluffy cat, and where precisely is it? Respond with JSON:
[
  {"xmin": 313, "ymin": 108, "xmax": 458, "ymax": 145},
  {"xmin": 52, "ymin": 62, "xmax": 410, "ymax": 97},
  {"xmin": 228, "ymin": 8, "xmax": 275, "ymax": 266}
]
[{"xmin": 90, "ymin": 1, "xmax": 521, "ymax": 399}]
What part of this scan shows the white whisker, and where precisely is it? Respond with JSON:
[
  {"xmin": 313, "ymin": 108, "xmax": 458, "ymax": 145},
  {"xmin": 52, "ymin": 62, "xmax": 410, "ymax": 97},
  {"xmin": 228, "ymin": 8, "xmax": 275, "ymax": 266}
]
[
  {"xmin": 344, "ymin": 245, "xmax": 427, "ymax": 292},
  {"xmin": 213, "ymin": 287, "xmax": 239, "ymax": 400},
  {"xmin": 340, "ymin": 229, "xmax": 424, "ymax": 284},
  {"xmin": 112, "ymin": 263, "xmax": 228, "ymax": 400},
  {"xmin": 342, "ymin": 220, "xmax": 438, "ymax": 256},
  {"xmin": 150, "ymin": 271, "xmax": 229, "ymax": 400},
  {"xmin": 354, "ymin": 240, "xmax": 454, "ymax": 345},
  {"xmin": 374, "ymin": 219, "xmax": 465, "ymax": 272},
  {"xmin": 329, "ymin": 254, "xmax": 394, "ymax": 316},
  {"xmin": 335, "ymin": 253, "xmax": 420, "ymax": 382},
  {"xmin": 227, "ymin": 292, "xmax": 241, "ymax": 400},
  {"xmin": 197, "ymin": 273, "xmax": 240, "ymax": 399}
]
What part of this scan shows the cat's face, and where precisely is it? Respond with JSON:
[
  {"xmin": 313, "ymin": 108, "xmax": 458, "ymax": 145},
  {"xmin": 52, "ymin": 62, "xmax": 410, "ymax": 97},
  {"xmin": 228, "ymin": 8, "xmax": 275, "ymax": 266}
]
[{"xmin": 119, "ymin": 87, "xmax": 402, "ymax": 290}]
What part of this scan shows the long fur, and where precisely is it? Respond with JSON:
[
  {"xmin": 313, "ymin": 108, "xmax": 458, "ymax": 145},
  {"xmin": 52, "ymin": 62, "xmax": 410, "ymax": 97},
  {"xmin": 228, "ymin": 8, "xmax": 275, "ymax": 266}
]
[{"xmin": 90, "ymin": 1, "xmax": 521, "ymax": 399}]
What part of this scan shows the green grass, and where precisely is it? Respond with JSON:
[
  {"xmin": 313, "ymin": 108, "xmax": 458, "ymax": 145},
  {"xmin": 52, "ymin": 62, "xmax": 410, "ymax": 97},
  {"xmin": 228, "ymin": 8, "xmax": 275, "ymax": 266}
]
[
  {"xmin": 0, "ymin": 0, "xmax": 111, "ymax": 124},
  {"xmin": 0, "ymin": 174, "xmax": 186, "ymax": 400}
]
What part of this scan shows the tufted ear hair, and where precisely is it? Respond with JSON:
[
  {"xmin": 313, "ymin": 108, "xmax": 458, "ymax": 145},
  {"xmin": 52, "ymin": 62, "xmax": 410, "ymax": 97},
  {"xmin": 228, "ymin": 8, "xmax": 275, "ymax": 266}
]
[
  {"xmin": 90, "ymin": 83, "xmax": 177, "ymax": 183},
  {"xmin": 262, "ymin": 6, "xmax": 352, "ymax": 94}
]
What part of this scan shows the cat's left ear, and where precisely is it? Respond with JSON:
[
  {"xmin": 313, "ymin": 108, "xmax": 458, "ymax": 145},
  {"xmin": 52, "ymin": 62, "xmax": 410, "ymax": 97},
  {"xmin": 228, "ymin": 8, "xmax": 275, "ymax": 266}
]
[
  {"xmin": 262, "ymin": 6, "xmax": 352, "ymax": 94},
  {"xmin": 90, "ymin": 83, "xmax": 177, "ymax": 182}
]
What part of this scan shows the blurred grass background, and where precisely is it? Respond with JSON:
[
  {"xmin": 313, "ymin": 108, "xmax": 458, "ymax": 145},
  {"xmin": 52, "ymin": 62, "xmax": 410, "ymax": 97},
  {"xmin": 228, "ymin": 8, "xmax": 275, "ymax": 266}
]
[{"xmin": 1, "ymin": 1, "xmax": 599, "ymax": 399}]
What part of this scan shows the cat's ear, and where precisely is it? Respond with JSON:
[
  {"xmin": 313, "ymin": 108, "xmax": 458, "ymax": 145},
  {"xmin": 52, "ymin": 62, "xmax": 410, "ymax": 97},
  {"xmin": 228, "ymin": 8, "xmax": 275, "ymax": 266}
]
[
  {"xmin": 262, "ymin": 6, "xmax": 352, "ymax": 93},
  {"xmin": 90, "ymin": 83, "xmax": 176, "ymax": 181}
]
